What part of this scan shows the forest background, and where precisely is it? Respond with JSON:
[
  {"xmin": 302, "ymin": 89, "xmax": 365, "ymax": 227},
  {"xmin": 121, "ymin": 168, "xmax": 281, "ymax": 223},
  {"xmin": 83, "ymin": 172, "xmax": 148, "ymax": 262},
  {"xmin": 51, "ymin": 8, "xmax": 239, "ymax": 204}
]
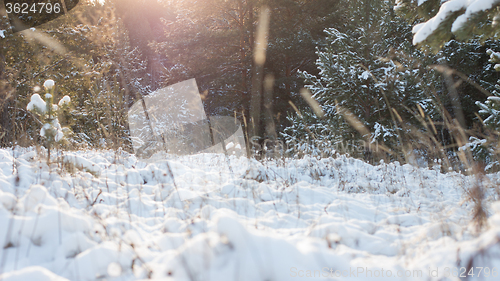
[{"xmin": 1, "ymin": 0, "xmax": 500, "ymax": 172}]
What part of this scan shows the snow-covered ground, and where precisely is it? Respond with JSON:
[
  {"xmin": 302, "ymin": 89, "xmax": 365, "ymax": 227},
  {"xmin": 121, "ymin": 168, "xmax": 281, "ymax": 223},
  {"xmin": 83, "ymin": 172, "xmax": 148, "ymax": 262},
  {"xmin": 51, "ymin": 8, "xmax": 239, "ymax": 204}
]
[{"xmin": 0, "ymin": 147, "xmax": 500, "ymax": 280}]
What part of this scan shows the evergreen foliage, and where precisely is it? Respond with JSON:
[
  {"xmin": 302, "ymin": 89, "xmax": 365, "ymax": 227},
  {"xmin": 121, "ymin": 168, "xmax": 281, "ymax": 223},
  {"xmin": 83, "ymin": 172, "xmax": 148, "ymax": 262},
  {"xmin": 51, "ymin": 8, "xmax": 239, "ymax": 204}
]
[
  {"xmin": 395, "ymin": 0, "xmax": 500, "ymax": 51},
  {"xmin": 283, "ymin": 0, "xmax": 439, "ymax": 158},
  {"xmin": 393, "ymin": 0, "xmax": 500, "ymax": 170},
  {"xmin": 431, "ymin": 40, "xmax": 500, "ymax": 129}
]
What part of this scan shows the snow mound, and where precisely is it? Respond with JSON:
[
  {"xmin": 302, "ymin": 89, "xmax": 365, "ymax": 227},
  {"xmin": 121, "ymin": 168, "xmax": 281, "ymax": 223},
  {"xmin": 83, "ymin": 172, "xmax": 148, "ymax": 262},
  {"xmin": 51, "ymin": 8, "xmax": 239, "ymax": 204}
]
[{"xmin": 0, "ymin": 148, "xmax": 499, "ymax": 280}]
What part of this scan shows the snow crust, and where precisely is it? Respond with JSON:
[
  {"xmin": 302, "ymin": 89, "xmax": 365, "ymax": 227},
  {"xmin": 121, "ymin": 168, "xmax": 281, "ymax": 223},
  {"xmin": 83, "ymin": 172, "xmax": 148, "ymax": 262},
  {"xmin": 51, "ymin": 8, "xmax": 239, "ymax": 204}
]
[{"xmin": 0, "ymin": 148, "xmax": 499, "ymax": 280}]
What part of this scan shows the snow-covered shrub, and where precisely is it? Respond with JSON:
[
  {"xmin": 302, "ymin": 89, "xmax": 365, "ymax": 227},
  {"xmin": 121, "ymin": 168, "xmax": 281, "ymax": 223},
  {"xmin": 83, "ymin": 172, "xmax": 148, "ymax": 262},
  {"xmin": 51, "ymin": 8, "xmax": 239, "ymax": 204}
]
[{"xmin": 27, "ymin": 79, "xmax": 72, "ymax": 162}]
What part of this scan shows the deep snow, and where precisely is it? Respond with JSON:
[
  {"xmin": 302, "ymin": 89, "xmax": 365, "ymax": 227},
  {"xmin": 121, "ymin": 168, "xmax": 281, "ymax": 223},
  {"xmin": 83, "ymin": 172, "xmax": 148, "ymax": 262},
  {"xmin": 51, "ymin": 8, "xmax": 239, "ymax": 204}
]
[{"xmin": 0, "ymin": 147, "xmax": 499, "ymax": 280}]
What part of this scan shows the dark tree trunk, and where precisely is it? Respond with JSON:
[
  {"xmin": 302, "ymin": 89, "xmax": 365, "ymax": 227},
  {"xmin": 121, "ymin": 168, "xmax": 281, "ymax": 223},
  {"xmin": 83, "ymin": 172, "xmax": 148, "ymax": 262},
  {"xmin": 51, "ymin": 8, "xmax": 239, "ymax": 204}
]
[{"xmin": 111, "ymin": 0, "xmax": 173, "ymax": 91}]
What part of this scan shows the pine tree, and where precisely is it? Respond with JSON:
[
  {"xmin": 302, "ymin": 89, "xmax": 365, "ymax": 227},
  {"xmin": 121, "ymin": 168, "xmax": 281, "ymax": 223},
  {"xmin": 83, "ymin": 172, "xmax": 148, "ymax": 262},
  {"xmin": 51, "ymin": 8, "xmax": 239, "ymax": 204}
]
[
  {"xmin": 283, "ymin": 0, "xmax": 440, "ymax": 158},
  {"xmin": 464, "ymin": 49, "xmax": 500, "ymax": 170},
  {"xmin": 154, "ymin": 0, "xmax": 343, "ymax": 137},
  {"xmin": 263, "ymin": 0, "xmax": 341, "ymax": 132}
]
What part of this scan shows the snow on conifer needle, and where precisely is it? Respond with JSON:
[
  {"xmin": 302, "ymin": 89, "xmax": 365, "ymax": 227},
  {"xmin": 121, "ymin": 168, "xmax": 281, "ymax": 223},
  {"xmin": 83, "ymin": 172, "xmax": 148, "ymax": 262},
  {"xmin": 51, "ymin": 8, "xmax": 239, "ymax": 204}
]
[{"xmin": 26, "ymin": 94, "xmax": 47, "ymax": 113}]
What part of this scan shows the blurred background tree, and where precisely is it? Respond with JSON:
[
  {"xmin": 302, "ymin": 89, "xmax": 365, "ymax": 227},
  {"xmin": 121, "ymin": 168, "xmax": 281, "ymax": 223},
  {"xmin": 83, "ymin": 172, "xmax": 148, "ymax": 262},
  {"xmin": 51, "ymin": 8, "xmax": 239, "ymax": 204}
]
[
  {"xmin": 152, "ymin": 0, "xmax": 342, "ymax": 138},
  {"xmin": 282, "ymin": 0, "xmax": 441, "ymax": 159},
  {"xmin": 0, "ymin": 0, "xmax": 499, "ymax": 167}
]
